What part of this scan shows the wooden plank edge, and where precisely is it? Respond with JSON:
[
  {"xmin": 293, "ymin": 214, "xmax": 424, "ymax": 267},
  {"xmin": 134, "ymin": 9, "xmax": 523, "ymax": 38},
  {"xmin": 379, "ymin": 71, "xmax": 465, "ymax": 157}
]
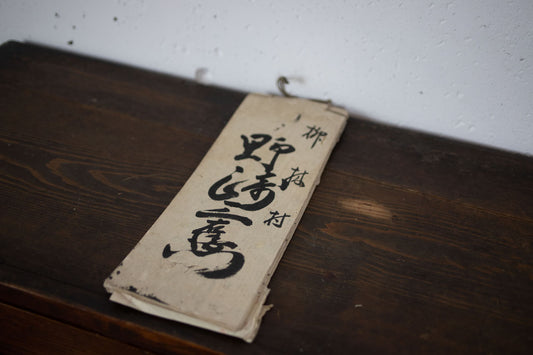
[
  {"xmin": 0, "ymin": 281, "xmax": 221, "ymax": 355},
  {"xmin": 0, "ymin": 302, "xmax": 157, "ymax": 354}
]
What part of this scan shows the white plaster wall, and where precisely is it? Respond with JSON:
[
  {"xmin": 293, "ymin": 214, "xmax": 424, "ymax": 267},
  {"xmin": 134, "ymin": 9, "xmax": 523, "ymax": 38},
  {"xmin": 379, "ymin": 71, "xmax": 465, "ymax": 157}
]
[{"xmin": 1, "ymin": 0, "xmax": 532, "ymax": 155}]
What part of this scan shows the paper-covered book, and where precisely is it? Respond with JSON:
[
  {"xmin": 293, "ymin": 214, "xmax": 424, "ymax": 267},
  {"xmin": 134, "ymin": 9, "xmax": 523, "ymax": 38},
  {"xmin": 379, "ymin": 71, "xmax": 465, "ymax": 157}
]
[{"xmin": 104, "ymin": 93, "xmax": 347, "ymax": 342}]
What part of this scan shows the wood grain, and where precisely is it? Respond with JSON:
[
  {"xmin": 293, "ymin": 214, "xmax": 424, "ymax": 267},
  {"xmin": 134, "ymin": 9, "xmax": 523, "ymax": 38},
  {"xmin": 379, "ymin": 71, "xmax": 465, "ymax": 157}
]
[
  {"xmin": 0, "ymin": 302, "xmax": 156, "ymax": 355},
  {"xmin": 1, "ymin": 41, "xmax": 532, "ymax": 354}
]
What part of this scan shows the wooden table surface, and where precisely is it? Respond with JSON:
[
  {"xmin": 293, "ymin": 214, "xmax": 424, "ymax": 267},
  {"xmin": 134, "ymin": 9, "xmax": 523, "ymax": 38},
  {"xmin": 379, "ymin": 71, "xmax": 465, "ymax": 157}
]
[{"xmin": 1, "ymin": 41, "xmax": 532, "ymax": 354}]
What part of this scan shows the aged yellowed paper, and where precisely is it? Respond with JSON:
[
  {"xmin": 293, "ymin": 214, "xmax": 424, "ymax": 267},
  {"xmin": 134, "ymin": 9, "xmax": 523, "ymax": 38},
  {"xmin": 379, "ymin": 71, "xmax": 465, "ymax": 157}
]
[{"xmin": 104, "ymin": 93, "xmax": 347, "ymax": 342}]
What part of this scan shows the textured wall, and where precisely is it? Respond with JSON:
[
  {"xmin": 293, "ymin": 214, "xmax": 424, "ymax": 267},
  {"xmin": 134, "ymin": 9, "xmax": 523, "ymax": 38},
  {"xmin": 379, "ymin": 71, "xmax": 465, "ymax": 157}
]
[{"xmin": 1, "ymin": 0, "xmax": 532, "ymax": 155}]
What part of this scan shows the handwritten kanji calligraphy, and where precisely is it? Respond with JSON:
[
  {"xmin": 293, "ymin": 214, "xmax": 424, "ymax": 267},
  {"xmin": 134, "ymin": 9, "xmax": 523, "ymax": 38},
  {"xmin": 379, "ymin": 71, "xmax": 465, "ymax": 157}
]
[
  {"xmin": 208, "ymin": 166, "xmax": 246, "ymax": 201},
  {"xmin": 162, "ymin": 244, "xmax": 178, "ymax": 258},
  {"xmin": 164, "ymin": 133, "xmax": 296, "ymax": 279},
  {"xmin": 235, "ymin": 134, "xmax": 271, "ymax": 161},
  {"xmin": 302, "ymin": 125, "xmax": 327, "ymax": 148},
  {"xmin": 263, "ymin": 210, "xmax": 291, "ymax": 228},
  {"xmin": 280, "ymin": 167, "xmax": 308, "ymax": 190},
  {"xmin": 162, "ymin": 207, "xmax": 252, "ymax": 278},
  {"xmin": 211, "ymin": 135, "xmax": 295, "ymax": 212},
  {"xmin": 188, "ymin": 218, "xmax": 245, "ymax": 279},
  {"xmin": 195, "ymin": 207, "xmax": 252, "ymax": 226}
]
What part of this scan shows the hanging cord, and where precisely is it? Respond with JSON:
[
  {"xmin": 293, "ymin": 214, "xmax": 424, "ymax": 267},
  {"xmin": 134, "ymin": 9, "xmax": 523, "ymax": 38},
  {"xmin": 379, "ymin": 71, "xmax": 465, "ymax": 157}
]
[{"xmin": 277, "ymin": 76, "xmax": 332, "ymax": 105}]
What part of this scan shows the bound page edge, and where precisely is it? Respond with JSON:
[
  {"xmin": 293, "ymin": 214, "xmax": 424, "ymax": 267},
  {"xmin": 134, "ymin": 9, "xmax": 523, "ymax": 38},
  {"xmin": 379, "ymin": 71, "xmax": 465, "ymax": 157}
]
[{"xmin": 107, "ymin": 287, "xmax": 272, "ymax": 343}]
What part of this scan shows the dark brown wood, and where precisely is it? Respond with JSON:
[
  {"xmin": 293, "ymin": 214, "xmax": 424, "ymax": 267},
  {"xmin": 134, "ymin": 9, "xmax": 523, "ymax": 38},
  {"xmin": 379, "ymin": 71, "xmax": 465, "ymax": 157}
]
[
  {"xmin": 1, "ymin": 41, "xmax": 532, "ymax": 354},
  {"xmin": 0, "ymin": 302, "xmax": 156, "ymax": 355}
]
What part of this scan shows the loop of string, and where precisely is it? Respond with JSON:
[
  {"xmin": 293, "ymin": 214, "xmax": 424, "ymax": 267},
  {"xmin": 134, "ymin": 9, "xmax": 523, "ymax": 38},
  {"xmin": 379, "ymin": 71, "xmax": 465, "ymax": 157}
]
[{"xmin": 277, "ymin": 76, "xmax": 332, "ymax": 105}]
